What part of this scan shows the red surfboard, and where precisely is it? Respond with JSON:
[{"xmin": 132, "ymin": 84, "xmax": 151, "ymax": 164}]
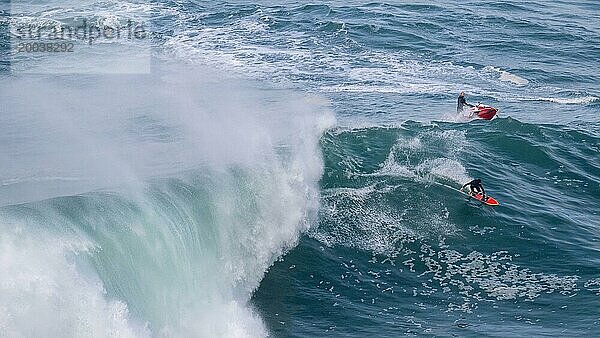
[
  {"xmin": 435, "ymin": 182, "xmax": 500, "ymax": 206},
  {"xmin": 470, "ymin": 193, "xmax": 500, "ymax": 206},
  {"xmin": 458, "ymin": 187, "xmax": 500, "ymax": 206}
]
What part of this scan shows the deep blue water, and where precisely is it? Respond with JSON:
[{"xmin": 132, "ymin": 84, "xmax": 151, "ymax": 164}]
[{"xmin": 1, "ymin": 0, "xmax": 599, "ymax": 337}]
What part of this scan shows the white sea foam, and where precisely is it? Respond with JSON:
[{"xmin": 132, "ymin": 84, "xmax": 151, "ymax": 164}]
[
  {"xmin": 314, "ymin": 184, "xmax": 455, "ymax": 256},
  {"xmin": 370, "ymin": 130, "xmax": 469, "ymax": 185},
  {"xmin": 483, "ymin": 66, "xmax": 529, "ymax": 86},
  {"xmin": 416, "ymin": 158, "xmax": 471, "ymax": 184},
  {"xmin": 499, "ymin": 71, "xmax": 529, "ymax": 86},
  {"xmin": 522, "ymin": 96, "xmax": 599, "ymax": 104},
  {"xmin": 0, "ymin": 222, "xmax": 149, "ymax": 338},
  {"xmin": 320, "ymin": 83, "xmax": 452, "ymax": 95}
]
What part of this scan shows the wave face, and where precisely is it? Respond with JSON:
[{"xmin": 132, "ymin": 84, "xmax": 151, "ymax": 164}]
[
  {"xmin": 255, "ymin": 119, "xmax": 600, "ymax": 336},
  {"xmin": 2, "ymin": 0, "xmax": 600, "ymax": 337}
]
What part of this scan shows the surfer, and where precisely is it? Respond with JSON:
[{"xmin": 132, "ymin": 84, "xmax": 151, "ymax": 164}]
[
  {"xmin": 461, "ymin": 179, "xmax": 486, "ymax": 200},
  {"xmin": 457, "ymin": 91, "xmax": 475, "ymax": 113}
]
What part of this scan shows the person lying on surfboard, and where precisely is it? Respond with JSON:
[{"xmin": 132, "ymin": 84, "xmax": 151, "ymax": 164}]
[
  {"xmin": 461, "ymin": 179, "xmax": 486, "ymax": 200},
  {"xmin": 457, "ymin": 91, "xmax": 475, "ymax": 113}
]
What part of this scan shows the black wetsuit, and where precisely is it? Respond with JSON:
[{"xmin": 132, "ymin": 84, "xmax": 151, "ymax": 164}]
[
  {"xmin": 457, "ymin": 95, "xmax": 473, "ymax": 112},
  {"xmin": 462, "ymin": 179, "xmax": 485, "ymax": 197}
]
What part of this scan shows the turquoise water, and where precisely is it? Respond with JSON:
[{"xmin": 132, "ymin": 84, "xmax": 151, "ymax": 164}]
[{"xmin": 1, "ymin": 0, "xmax": 599, "ymax": 337}]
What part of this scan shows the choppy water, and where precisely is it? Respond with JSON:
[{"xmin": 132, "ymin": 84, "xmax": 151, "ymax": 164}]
[{"xmin": 1, "ymin": 0, "xmax": 599, "ymax": 337}]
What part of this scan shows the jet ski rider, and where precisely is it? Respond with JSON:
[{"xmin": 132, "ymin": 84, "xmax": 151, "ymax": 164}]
[{"xmin": 457, "ymin": 91, "xmax": 475, "ymax": 113}]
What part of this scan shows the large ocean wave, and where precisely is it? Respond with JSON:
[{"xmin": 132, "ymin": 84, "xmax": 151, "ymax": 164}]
[{"xmin": 0, "ymin": 66, "xmax": 334, "ymax": 337}]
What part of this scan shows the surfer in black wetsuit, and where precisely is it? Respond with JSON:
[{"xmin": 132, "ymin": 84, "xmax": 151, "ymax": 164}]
[
  {"xmin": 461, "ymin": 179, "xmax": 486, "ymax": 199},
  {"xmin": 457, "ymin": 91, "xmax": 475, "ymax": 113}
]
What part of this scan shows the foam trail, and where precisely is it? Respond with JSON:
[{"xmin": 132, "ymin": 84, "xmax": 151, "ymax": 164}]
[
  {"xmin": 522, "ymin": 96, "xmax": 599, "ymax": 104},
  {"xmin": 368, "ymin": 130, "xmax": 471, "ymax": 185}
]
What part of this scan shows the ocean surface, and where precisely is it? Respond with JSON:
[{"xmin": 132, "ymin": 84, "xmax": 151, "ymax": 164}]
[{"xmin": 1, "ymin": 0, "xmax": 600, "ymax": 337}]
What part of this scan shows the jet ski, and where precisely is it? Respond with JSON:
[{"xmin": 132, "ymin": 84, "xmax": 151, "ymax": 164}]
[{"xmin": 466, "ymin": 104, "xmax": 498, "ymax": 120}]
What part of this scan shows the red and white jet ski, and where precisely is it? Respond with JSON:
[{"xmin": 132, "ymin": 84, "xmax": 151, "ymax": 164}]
[{"xmin": 466, "ymin": 104, "xmax": 498, "ymax": 120}]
